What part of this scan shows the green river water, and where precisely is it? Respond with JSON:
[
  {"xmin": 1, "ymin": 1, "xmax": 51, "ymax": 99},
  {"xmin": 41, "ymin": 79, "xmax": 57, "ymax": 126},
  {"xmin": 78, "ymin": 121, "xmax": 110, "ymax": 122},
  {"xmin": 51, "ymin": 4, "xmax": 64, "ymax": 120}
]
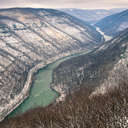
[{"xmin": 8, "ymin": 51, "xmax": 88, "ymax": 118}]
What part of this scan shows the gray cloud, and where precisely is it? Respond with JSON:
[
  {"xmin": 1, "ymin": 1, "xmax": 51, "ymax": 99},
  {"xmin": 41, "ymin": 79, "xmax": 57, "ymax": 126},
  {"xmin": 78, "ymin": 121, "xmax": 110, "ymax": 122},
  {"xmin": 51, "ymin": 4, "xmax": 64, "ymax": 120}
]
[{"xmin": 0, "ymin": 0, "xmax": 128, "ymax": 9}]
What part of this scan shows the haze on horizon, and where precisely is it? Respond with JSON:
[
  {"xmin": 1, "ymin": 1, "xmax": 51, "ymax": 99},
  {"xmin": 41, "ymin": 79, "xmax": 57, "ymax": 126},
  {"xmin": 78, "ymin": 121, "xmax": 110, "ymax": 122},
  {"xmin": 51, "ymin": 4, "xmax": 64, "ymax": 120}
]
[{"xmin": 0, "ymin": 0, "xmax": 128, "ymax": 9}]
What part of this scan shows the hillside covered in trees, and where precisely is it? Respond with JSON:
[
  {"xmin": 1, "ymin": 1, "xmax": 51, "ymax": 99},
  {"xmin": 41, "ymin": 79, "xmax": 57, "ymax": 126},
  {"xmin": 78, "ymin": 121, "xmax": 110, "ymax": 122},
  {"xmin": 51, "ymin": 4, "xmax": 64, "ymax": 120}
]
[{"xmin": 0, "ymin": 80, "xmax": 128, "ymax": 128}]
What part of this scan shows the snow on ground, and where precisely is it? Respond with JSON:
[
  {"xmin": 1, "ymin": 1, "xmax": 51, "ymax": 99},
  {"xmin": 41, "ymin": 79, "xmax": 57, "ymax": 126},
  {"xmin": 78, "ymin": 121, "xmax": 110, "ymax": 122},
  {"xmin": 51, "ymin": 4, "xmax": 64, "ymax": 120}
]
[{"xmin": 96, "ymin": 27, "xmax": 112, "ymax": 41}]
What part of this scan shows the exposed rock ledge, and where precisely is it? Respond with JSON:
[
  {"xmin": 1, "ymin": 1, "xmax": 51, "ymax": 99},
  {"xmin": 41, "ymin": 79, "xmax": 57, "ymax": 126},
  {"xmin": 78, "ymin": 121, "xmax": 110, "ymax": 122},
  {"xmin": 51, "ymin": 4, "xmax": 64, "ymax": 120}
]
[{"xmin": 0, "ymin": 49, "xmax": 88, "ymax": 122}]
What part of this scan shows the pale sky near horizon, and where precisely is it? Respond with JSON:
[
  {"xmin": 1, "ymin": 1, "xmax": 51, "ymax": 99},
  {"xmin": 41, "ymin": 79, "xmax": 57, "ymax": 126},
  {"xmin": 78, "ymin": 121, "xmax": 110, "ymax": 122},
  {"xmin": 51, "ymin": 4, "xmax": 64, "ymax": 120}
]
[{"xmin": 0, "ymin": 0, "xmax": 128, "ymax": 9}]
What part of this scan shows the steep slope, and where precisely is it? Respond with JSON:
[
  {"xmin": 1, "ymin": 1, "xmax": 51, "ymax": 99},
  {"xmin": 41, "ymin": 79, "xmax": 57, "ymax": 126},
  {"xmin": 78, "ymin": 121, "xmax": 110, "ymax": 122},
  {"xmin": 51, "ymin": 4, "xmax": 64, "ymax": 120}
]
[
  {"xmin": 95, "ymin": 9, "xmax": 128, "ymax": 36},
  {"xmin": 60, "ymin": 8, "xmax": 126, "ymax": 24},
  {"xmin": 52, "ymin": 28, "xmax": 128, "ymax": 99},
  {"xmin": 0, "ymin": 8, "xmax": 103, "ymax": 121}
]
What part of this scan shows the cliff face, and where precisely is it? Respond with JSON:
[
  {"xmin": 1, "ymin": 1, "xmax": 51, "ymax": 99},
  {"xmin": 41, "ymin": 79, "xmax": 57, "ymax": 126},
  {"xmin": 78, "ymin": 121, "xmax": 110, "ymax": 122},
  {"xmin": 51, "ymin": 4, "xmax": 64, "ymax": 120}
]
[
  {"xmin": 0, "ymin": 8, "xmax": 103, "ymax": 120},
  {"xmin": 52, "ymin": 28, "xmax": 128, "ymax": 95},
  {"xmin": 95, "ymin": 9, "xmax": 128, "ymax": 36}
]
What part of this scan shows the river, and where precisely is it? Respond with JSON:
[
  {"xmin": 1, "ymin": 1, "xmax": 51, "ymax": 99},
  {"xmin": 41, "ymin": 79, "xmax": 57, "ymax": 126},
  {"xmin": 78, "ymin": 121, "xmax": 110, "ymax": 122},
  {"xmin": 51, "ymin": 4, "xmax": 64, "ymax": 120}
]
[
  {"xmin": 8, "ymin": 51, "xmax": 89, "ymax": 118},
  {"xmin": 96, "ymin": 27, "xmax": 112, "ymax": 41}
]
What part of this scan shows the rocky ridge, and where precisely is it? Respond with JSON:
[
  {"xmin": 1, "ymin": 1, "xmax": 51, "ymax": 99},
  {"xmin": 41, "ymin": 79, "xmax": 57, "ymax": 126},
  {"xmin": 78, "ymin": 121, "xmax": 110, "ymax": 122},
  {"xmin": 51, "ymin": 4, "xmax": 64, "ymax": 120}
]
[{"xmin": 95, "ymin": 9, "xmax": 128, "ymax": 36}]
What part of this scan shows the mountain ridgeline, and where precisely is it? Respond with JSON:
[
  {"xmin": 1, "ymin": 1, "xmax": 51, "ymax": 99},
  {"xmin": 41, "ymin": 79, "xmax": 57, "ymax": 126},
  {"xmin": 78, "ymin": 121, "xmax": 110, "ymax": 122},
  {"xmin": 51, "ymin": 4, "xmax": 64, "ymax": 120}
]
[
  {"xmin": 0, "ymin": 8, "xmax": 103, "ymax": 121},
  {"xmin": 60, "ymin": 8, "xmax": 126, "ymax": 24},
  {"xmin": 52, "ymin": 28, "xmax": 128, "ymax": 95},
  {"xmin": 95, "ymin": 9, "xmax": 128, "ymax": 36}
]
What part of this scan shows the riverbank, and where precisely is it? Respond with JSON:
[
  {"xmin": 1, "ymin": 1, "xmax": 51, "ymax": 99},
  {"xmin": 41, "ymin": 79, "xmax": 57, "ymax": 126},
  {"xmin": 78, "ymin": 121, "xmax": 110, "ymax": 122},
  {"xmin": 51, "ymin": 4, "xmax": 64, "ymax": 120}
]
[{"xmin": 0, "ymin": 48, "xmax": 90, "ymax": 122}]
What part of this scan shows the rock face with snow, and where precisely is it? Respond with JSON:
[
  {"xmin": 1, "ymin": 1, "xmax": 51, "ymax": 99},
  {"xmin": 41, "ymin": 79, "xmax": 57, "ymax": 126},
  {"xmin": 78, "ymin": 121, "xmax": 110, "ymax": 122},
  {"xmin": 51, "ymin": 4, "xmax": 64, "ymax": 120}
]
[
  {"xmin": 95, "ymin": 9, "xmax": 128, "ymax": 36},
  {"xmin": 52, "ymin": 28, "xmax": 128, "ymax": 95},
  {"xmin": 0, "ymin": 8, "xmax": 103, "ymax": 120}
]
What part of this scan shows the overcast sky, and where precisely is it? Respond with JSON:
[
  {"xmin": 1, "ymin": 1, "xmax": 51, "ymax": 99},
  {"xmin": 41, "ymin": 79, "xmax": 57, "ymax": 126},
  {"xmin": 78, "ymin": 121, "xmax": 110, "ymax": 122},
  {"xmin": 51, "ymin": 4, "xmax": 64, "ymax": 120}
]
[{"xmin": 0, "ymin": 0, "xmax": 128, "ymax": 9}]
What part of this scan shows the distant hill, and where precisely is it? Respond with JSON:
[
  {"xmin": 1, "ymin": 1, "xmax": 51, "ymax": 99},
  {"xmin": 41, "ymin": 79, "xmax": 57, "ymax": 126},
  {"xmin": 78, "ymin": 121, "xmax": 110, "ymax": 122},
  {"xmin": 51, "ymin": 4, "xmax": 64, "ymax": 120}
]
[
  {"xmin": 95, "ymin": 9, "xmax": 128, "ymax": 36},
  {"xmin": 59, "ymin": 8, "xmax": 126, "ymax": 24}
]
